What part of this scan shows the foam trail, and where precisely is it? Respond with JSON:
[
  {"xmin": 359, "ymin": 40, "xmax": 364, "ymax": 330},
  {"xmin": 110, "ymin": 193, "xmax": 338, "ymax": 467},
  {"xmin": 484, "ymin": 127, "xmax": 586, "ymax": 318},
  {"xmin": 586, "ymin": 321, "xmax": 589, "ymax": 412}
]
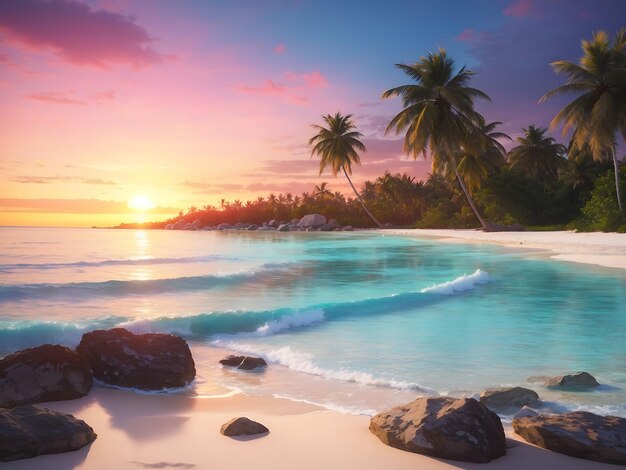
[
  {"xmin": 214, "ymin": 342, "xmax": 435, "ymax": 393},
  {"xmin": 0, "ymin": 255, "xmax": 240, "ymax": 272},
  {"xmin": 0, "ymin": 263, "xmax": 290, "ymax": 301},
  {"xmin": 420, "ymin": 269, "xmax": 489, "ymax": 295}
]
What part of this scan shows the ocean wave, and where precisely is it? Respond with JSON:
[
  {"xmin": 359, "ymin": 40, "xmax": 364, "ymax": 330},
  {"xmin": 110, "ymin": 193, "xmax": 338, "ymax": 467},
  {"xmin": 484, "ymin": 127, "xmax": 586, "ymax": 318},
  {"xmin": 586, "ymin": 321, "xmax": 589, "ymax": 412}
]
[
  {"xmin": 0, "ymin": 269, "xmax": 490, "ymax": 353},
  {"xmin": 214, "ymin": 342, "xmax": 435, "ymax": 393},
  {"xmin": 0, "ymin": 263, "xmax": 290, "ymax": 301},
  {"xmin": 0, "ymin": 254, "xmax": 241, "ymax": 272},
  {"xmin": 419, "ymin": 269, "xmax": 489, "ymax": 295}
]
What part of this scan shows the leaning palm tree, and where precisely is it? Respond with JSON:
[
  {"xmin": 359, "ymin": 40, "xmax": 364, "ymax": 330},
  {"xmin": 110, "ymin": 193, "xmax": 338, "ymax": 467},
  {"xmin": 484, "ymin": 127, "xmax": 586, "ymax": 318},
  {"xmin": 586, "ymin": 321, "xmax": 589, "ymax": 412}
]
[
  {"xmin": 508, "ymin": 125, "xmax": 566, "ymax": 185},
  {"xmin": 540, "ymin": 28, "xmax": 626, "ymax": 210},
  {"xmin": 456, "ymin": 122, "xmax": 510, "ymax": 193},
  {"xmin": 308, "ymin": 112, "xmax": 383, "ymax": 227},
  {"xmin": 382, "ymin": 48, "xmax": 491, "ymax": 229}
]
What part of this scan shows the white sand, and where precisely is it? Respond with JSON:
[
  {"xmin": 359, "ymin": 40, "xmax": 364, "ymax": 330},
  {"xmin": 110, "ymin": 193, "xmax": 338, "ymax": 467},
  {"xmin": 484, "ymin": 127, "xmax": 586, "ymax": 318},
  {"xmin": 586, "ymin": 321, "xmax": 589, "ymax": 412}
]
[
  {"xmin": 10, "ymin": 387, "xmax": 617, "ymax": 470},
  {"xmin": 382, "ymin": 229, "xmax": 626, "ymax": 270}
]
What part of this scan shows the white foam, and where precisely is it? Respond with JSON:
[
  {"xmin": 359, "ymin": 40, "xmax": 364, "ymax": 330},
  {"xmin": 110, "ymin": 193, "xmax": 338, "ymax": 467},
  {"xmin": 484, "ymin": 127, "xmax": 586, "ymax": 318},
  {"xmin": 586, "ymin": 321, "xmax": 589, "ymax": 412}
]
[
  {"xmin": 213, "ymin": 342, "xmax": 433, "ymax": 393},
  {"xmin": 420, "ymin": 269, "xmax": 490, "ymax": 295},
  {"xmin": 256, "ymin": 309, "xmax": 325, "ymax": 336}
]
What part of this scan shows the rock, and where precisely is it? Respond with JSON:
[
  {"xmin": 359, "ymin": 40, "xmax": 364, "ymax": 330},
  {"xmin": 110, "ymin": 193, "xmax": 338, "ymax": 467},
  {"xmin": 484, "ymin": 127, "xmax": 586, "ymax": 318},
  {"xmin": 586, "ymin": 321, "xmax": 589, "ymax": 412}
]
[
  {"xmin": 245, "ymin": 224, "xmax": 258, "ymax": 230},
  {"xmin": 369, "ymin": 397, "xmax": 506, "ymax": 463},
  {"xmin": 76, "ymin": 328, "xmax": 195, "ymax": 390},
  {"xmin": 257, "ymin": 226, "xmax": 277, "ymax": 231},
  {"xmin": 191, "ymin": 218, "xmax": 203, "ymax": 228},
  {"xmin": 277, "ymin": 223, "xmax": 290, "ymax": 232},
  {"xmin": 298, "ymin": 214, "xmax": 326, "ymax": 228},
  {"xmin": 217, "ymin": 223, "xmax": 231, "ymax": 230},
  {"xmin": 327, "ymin": 219, "xmax": 340, "ymax": 229},
  {"xmin": 238, "ymin": 357, "xmax": 267, "ymax": 370},
  {"xmin": 164, "ymin": 223, "xmax": 174, "ymax": 230},
  {"xmin": 514, "ymin": 406, "xmax": 539, "ymax": 420},
  {"xmin": 513, "ymin": 411, "xmax": 626, "ymax": 465},
  {"xmin": 220, "ymin": 417, "xmax": 269, "ymax": 437},
  {"xmin": 219, "ymin": 355, "xmax": 267, "ymax": 370},
  {"xmin": 343, "ymin": 225, "xmax": 354, "ymax": 231},
  {"xmin": 290, "ymin": 218, "xmax": 300, "ymax": 225},
  {"xmin": 306, "ymin": 227, "xmax": 316, "ymax": 232},
  {"xmin": 182, "ymin": 223, "xmax": 194, "ymax": 230},
  {"xmin": 268, "ymin": 219, "xmax": 280, "ymax": 228},
  {"xmin": 318, "ymin": 223, "xmax": 333, "ymax": 231},
  {"xmin": 0, "ymin": 405, "xmax": 97, "ymax": 462},
  {"xmin": 382, "ymin": 223, "xmax": 393, "ymax": 228},
  {"xmin": 544, "ymin": 372, "xmax": 599, "ymax": 388},
  {"xmin": 0, "ymin": 344, "xmax": 92, "ymax": 408},
  {"xmin": 480, "ymin": 387, "xmax": 540, "ymax": 410}
]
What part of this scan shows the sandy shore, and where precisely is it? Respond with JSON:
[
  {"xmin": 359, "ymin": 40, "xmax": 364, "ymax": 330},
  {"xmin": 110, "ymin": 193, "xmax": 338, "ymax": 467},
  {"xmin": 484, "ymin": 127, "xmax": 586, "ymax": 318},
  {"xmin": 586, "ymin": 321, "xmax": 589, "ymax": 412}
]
[
  {"xmin": 9, "ymin": 386, "xmax": 617, "ymax": 470},
  {"xmin": 382, "ymin": 229, "xmax": 626, "ymax": 270}
]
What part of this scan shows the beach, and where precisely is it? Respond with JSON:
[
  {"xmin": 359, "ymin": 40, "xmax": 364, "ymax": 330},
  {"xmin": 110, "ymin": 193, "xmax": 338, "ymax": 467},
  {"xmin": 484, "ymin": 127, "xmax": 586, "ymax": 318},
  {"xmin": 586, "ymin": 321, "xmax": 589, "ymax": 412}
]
[
  {"xmin": 2, "ymin": 227, "xmax": 625, "ymax": 469},
  {"xmin": 382, "ymin": 229, "xmax": 626, "ymax": 270}
]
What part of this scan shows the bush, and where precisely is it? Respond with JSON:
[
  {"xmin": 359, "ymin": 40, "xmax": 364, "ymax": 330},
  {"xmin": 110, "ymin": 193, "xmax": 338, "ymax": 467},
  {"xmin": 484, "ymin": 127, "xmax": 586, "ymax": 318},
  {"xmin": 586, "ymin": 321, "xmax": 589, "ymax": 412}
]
[{"xmin": 573, "ymin": 167, "xmax": 626, "ymax": 232}]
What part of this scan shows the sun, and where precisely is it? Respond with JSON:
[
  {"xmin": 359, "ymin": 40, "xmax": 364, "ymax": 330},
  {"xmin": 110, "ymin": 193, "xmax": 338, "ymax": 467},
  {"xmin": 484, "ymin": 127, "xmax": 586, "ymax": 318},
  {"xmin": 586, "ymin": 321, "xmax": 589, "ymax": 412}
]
[{"xmin": 128, "ymin": 195, "xmax": 155, "ymax": 211}]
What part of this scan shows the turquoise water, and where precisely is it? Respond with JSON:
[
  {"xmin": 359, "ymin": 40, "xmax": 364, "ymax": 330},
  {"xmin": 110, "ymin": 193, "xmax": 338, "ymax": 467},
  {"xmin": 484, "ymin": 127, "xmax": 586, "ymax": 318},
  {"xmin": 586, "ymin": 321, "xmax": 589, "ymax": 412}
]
[{"xmin": 1, "ymin": 227, "xmax": 625, "ymax": 416}]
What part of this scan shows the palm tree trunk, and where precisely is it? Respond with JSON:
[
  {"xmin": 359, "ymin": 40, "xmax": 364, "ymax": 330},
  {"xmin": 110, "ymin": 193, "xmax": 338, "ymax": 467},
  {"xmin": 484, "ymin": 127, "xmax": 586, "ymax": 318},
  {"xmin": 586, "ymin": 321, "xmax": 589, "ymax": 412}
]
[
  {"xmin": 343, "ymin": 167, "xmax": 383, "ymax": 227},
  {"xmin": 611, "ymin": 149, "xmax": 623, "ymax": 212},
  {"xmin": 453, "ymin": 167, "xmax": 488, "ymax": 229}
]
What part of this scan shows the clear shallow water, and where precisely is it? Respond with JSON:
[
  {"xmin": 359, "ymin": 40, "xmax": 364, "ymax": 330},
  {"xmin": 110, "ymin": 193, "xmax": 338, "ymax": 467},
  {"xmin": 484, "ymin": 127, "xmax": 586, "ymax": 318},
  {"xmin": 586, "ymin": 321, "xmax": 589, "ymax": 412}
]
[{"xmin": 1, "ymin": 227, "xmax": 625, "ymax": 417}]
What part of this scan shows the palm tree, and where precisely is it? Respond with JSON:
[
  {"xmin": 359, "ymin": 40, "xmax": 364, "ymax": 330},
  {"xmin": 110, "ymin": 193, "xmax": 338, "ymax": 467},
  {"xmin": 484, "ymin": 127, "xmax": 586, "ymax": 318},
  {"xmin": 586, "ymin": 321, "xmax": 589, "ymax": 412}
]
[
  {"xmin": 508, "ymin": 126, "xmax": 566, "ymax": 185},
  {"xmin": 540, "ymin": 28, "xmax": 626, "ymax": 210},
  {"xmin": 382, "ymin": 48, "xmax": 491, "ymax": 229},
  {"xmin": 456, "ymin": 122, "xmax": 510, "ymax": 193},
  {"xmin": 308, "ymin": 112, "xmax": 383, "ymax": 227},
  {"xmin": 313, "ymin": 182, "xmax": 334, "ymax": 202}
]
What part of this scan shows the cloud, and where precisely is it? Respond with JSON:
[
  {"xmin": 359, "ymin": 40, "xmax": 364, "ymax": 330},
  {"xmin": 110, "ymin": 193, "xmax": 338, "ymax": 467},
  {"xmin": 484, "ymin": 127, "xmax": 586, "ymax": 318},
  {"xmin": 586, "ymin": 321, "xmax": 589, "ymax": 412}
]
[
  {"xmin": 274, "ymin": 43, "xmax": 286, "ymax": 54},
  {"xmin": 0, "ymin": 198, "xmax": 177, "ymax": 214},
  {"xmin": 0, "ymin": 0, "xmax": 167, "ymax": 68},
  {"xmin": 503, "ymin": 0, "xmax": 536, "ymax": 18},
  {"xmin": 236, "ymin": 70, "xmax": 328, "ymax": 105},
  {"xmin": 358, "ymin": 102, "xmax": 383, "ymax": 108},
  {"xmin": 25, "ymin": 92, "xmax": 87, "ymax": 106},
  {"xmin": 14, "ymin": 175, "xmax": 118, "ymax": 185},
  {"xmin": 179, "ymin": 181, "xmax": 244, "ymax": 194},
  {"xmin": 457, "ymin": 28, "xmax": 477, "ymax": 42}
]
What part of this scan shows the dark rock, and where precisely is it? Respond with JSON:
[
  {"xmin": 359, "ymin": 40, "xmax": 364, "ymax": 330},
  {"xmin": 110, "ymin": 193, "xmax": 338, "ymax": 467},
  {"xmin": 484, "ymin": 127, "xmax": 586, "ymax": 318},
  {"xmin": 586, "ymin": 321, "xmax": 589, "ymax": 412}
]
[
  {"xmin": 76, "ymin": 328, "xmax": 195, "ymax": 390},
  {"xmin": 268, "ymin": 219, "xmax": 280, "ymax": 228},
  {"xmin": 544, "ymin": 372, "xmax": 599, "ymax": 389},
  {"xmin": 480, "ymin": 387, "xmax": 540, "ymax": 410},
  {"xmin": 369, "ymin": 397, "xmax": 506, "ymax": 463},
  {"xmin": 343, "ymin": 225, "xmax": 354, "ymax": 231},
  {"xmin": 290, "ymin": 218, "xmax": 300, "ymax": 225},
  {"xmin": 220, "ymin": 417, "xmax": 269, "ymax": 437},
  {"xmin": 277, "ymin": 223, "xmax": 290, "ymax": 232},
  {"xmin": 513, "ymin": 411, "xmax": 626, "ymax": 465},
  {"xmin": 217, "ymin": 223, "xmax": 231, "ymax": 230},
  {"xmin": 514, "ymin": 406, "xmax": 539, "ymax": 420},
  {"xmin": 0, "ymin": 405, "xmax": 96, "ymax": 462},
  {"xmin": 219, "ymin": 355, "xmax": 267, "ymax": 370},
  {"xmin": 247, "ymin": 224, "xmax": 259, "ymax": 231},
  {"xmin": 318, "ymin": 223, "xmax": 333, "ymax": 231},
  {"xmin": 0, "ymin": 344, "xmax": 92, "ymax": 408},
  {"xmin": 327, "ymin": 219, "xmax": 340, "ymax": 229}
]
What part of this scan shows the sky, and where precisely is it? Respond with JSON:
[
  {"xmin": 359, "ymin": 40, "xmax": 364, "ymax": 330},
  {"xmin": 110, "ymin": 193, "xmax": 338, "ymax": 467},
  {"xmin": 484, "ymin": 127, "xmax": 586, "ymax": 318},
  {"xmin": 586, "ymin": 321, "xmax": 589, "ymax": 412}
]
[{"xmin": 0, "ymin": 0, "xmax": 624, "ymax": 226}]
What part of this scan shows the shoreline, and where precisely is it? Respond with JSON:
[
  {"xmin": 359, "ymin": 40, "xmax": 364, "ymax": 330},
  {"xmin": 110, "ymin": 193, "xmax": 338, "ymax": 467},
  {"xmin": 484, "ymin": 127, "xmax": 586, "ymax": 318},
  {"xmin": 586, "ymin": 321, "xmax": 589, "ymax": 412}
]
[
  {"xmin": 381, "ymin": 229, "xmax": 626, "ymax": 270},
  {"xmin": 11, "ymin": 386, "xmax": 617, "ymax": 470}
]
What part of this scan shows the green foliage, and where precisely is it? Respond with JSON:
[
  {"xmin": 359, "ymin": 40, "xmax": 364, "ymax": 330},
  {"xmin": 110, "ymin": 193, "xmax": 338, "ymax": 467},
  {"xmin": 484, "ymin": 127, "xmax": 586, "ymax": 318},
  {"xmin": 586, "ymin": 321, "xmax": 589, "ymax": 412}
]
[{"xmin": 574, "ymin": 167, "xmax": 626, "ymax": 232}]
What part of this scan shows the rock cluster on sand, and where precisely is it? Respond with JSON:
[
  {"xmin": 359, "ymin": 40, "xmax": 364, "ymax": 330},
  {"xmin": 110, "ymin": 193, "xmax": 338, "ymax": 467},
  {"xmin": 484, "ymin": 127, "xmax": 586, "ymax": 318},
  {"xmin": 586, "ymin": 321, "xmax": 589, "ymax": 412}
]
[
  {"xmin": 544, "ymin": 372, "xmax": 599, "ymax": 388},
  {"xmin": 369, "ymin": 397, "xmax": 506, "ymax": 463},
  {"xmin": 479, "ymin": 387, "xmax": 540, "ymax": 411},
  {"xmin": 220, "ymin": 417, "xmax": 269, "ymax": 437},
  {"xmin": 513, "ymin": 411, "xmax": 626, "ymax": 465},
  {"xmin": 0, "ymin": 344, "xmax": 93, "ymax": 408},
  {"xmin": 0, "ymin": 405, "xmax": 97, "ymax": 462},
  {"xmin": 76, "ymin": 328, "xmax": 196, "ymax": 389},
  {"xmin": 165, "ymin": 213, "xmax": 358, "ymax": 231},
  {"xmin": 219, "ymin": 355, "xmax": 267, "ymax": 370}
]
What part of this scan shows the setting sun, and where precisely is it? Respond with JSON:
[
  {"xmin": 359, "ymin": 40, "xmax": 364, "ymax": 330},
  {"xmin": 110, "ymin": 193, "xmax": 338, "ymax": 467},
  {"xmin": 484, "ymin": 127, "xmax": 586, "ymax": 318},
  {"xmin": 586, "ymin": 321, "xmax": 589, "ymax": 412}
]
[{"xmin": 128, "ymin": 195, "xmax": 155, "ymax": 211}]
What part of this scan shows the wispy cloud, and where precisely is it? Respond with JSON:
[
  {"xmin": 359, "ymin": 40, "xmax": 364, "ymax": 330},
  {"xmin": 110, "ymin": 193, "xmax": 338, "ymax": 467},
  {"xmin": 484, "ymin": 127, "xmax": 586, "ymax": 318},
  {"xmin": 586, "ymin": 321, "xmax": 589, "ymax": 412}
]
[
  {"xmin": 503, "ymin": 0, "xmax": 536, "ymax": 18},
  {"xmin": 0, "ymin": 0, "xmax": 168, "ymax": 68},
  {"xmin": 236, "ymin": 70, "xmax": 328, "ymax": 105},
  {"xmin": 25, "ymin": 92, "xmax": 88, "ymax": 106},
  {"xmin": 14, "ymin": 175, "xmax": 119, "ymax": 185},
  {"xmin": 0, "ymin": 198, "xmax": 178, "ymax": 214},
  {"xmin": 273, "ymin": 43, "xmax": 286, "ymax": 54}
]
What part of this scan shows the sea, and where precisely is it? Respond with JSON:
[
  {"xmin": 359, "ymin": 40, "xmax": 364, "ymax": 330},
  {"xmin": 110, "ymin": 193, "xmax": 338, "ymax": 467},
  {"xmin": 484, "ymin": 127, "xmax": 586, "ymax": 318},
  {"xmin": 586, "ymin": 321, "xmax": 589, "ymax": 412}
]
[{"xmin": 1, "ymin": 226, "xmax": 625, "ymax": 419}]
